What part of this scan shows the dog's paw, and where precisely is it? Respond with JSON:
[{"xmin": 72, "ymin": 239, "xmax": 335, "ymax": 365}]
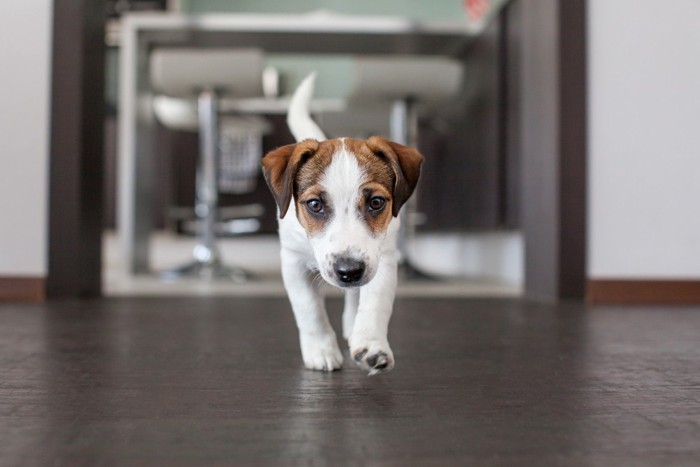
[
  {"xmin": 300, "ymin": 336, "xmax": 343, "ymax": 372},
  {"xmin": 350, "ymin": 340, "xmax": 394, "ymax": 376}
]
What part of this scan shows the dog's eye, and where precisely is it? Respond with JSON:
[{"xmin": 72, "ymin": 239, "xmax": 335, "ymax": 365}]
[
  {"xmin": 306, "ymin": 199, "xmax": 324, "ymax": 214},
  {"xmin": 368, "ymin": 197, "xmax": 386, "ymax": 212}
]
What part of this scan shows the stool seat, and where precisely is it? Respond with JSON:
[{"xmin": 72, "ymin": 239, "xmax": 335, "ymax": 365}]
[
  {"xmin": 150, "ymin": 48, "xmax": 264, "ymax": 98},
  {"xmin": 349, "ymin": 56, "xmax": 463, "ymax": 103}
]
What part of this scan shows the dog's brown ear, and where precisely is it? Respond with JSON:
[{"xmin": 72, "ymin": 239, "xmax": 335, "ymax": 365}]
[
  {"xmin": 366, "ymin": 136, "xmax": 424, "ymax": 217},
  {"xmin": 261, "ymin": 139, "xmax": 319, "ymax": 218}
]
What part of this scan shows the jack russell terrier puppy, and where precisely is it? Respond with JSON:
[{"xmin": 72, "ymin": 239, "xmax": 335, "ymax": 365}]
[{"xmin": 262, "ymin": 73, "xmax": 423, "ymax": 375}]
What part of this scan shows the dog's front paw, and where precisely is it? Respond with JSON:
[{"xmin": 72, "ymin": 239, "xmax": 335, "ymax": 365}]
[
  {"xmin": 300, "ymin": 335, "xmax": 343, "ymax": 372},
  {"xmin": 350, "ymin": 339, "xmax": 394, "ymax": 376}
]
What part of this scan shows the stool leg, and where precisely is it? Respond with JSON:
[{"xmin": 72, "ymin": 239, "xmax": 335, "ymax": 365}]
[
  {"xmin": 390, "ymin": 98, "xmax": 437, "ymax": 281},
  {"xmin": 160, "ymin": 90, "xmax": 249, "ymax": 282},
  {"xmin": 194, "ymin": 89, "xmax": 222, "ymax": 264}
]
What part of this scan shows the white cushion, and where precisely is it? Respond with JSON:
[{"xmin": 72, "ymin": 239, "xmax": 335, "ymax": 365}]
[
  {"xmin": 349, "ymin": 56, "xmax": 463, "ymax": 102},
  {"xmin": 150, "ymin": 48, "xmax": 264, "ymax": 98}
]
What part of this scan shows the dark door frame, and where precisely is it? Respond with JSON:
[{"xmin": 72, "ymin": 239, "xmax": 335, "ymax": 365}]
[
  {"xmin": 47, "ymin": 0, "xmax": 105, "ymax": 298},
  {"xmin": 46, "ymin": 0, "xmax": 587, "ymax": 301},
  {"xmin": 507, "ymin": 0, "xmax": 588, "ymax": 301}
]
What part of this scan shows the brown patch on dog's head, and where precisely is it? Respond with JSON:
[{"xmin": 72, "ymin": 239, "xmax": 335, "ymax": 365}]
[
  {"xmin": 262, "ymin": 139, "xmax": 345, "ymax": 220},
  {"xmin": 364, "ymin": 136, "xmax": 424, "ymax": 217},
  {"xmin": 261, "ymin": 139, "xmax": 319, "ymax": 218},
  {"xmin": 293, "ymin": 140, "xmax": 347, "ymax": 234},
  {"xmin": 293, "ymin": 139, "xmax": 342, "ymax": 200}
]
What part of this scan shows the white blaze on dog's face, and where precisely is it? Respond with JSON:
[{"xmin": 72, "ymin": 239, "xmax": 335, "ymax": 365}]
[{"xmin": 262, "ymin": 136, "xmax": 423, "ymax": 288}]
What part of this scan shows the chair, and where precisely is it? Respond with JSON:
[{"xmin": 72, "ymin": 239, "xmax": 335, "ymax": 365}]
[
  {"xmin": 149, "ymin": 48, "xmax": 265, "ymax": 281},
  {"xmin": 349, "ymin": 56, "xmax": 463, "ymax": 279}
]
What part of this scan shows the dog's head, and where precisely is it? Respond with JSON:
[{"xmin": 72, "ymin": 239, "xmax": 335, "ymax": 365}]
[{"xmin": 262, "ymin": 136, "xmax": 423, "ymax": 288}]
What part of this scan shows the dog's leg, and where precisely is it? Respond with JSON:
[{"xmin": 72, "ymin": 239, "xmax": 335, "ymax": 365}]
[
  {"xmin": 281, "ymin": 249, "xmax": 343, "ymax": 372},
  {"xmin": 342, "ymin": 288, "xmax": 359, "ymax": 340},
  {"xmin": 349, "ymin": 253, "xmax": 398, "ymax": 375}
]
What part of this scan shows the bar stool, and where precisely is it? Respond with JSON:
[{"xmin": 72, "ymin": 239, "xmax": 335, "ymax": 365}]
[
  {"xmin": 349, "ymin": 57, "xmax": 463, "ymax": 280},
  {"xmin": 149, "ymin": 48, "xmax": 264, "ymax": 281}
]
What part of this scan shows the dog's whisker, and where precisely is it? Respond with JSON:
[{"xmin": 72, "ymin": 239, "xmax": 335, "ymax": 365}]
[{"xmin": 308, "ymin": 270, "xmax": 323, "ymax": 289}]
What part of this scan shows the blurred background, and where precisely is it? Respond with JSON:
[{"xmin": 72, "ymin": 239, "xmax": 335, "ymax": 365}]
[{"xmin": 1, "ymin": 0, "xmax": 699, "ymax": 303}]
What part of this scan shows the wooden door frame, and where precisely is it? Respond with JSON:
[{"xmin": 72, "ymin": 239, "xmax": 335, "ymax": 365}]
[
  {"xmin": 510, "ymin": 0, "xmax": 588, "ymax": 300},
  {"xmin": 47, "ymin": 0, "xmax": 105, "ymax": 298}
]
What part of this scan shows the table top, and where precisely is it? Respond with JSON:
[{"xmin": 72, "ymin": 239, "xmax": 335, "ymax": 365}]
[{"xmin": 120, "ymin": 11, "xmax": 478, "ymax": 57}]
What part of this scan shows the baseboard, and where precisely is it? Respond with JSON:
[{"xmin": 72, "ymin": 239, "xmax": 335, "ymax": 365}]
[
  {"xmin": 587, "ymin": 279, "xmax": 700, "ymax": 304},
  {"xmin": 0, "ymin": 277, "xmax": 46, "ymax": 302}
]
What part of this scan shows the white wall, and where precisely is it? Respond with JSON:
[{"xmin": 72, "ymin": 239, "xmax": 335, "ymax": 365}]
[
  {"xmin": 0, "ymin": 1, "xmax": 52, "ymax": 276},
  {"xmin": 411, "ymin": 233, "xmax": 523, "ymax": 285},
  {"xmin": 588, "ymin": 0, "xmax": 700, "ymax": 278}
]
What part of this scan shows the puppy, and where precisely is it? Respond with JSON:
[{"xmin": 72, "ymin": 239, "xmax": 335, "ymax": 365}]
[{"xmin": 261, "ymin": 74, "xmax": 423, "ymax": 375}]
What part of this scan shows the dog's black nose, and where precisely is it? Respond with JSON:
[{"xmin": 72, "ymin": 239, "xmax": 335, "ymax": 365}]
[{"xmin": 333, "ymin": 258, "xmax": 366, "ymax": 284}]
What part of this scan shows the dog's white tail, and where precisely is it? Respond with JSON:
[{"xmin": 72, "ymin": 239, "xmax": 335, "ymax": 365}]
[{"xmin": 287, "ymin": 72, "xmax": 326, "ymax": 142}]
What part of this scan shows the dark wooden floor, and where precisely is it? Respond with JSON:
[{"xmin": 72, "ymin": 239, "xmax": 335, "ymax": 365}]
[{"xmin": 2, "ymin": 297, "xmax": 700, "ymax": 466}]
